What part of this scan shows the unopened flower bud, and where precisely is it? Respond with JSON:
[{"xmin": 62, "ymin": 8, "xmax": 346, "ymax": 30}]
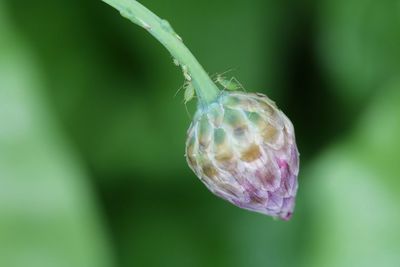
[{"xmin": 185, "ymin": 92, "xmax": 299, "ymax": 220}]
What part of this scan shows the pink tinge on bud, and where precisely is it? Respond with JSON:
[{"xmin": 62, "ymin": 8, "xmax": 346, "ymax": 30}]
[{"xmin": 185, "ymin": 92, "xmax": 299, "ymax": 220}]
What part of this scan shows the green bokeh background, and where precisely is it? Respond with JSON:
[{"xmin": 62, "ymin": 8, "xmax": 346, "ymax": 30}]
[{"xmin": 1, "ymin": 0, "xmax": 400, "ymax": 266}]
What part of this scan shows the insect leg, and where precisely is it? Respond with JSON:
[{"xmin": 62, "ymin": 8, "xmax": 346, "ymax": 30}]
[{"xmin": 231, "ymin": 76, "xmax": 246, "ymax": 91}]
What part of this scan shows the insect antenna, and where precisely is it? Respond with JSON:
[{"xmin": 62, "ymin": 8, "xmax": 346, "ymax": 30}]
[
  {"xmin": 174, "ymin": 81, "xmax": 186, "ymax": 98},
  {"xmin": 183, "ymin": 95, "xmax": 196, "ymax": 118},
  {"xmin": 210, "ymin": 68, "xmax": 236, "ymax": 79}
]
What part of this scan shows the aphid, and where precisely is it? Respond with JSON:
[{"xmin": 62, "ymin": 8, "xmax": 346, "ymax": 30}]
[
  {"xmin": 215, "ymin": 75, "xmax": 241, "ymax": 91},
  {"xmin": 174, "ymin": 81, "xmax": 195, "ymax": 117},
  {"xmin": 173, "ymin": 58, "xmax": 180, "ymax": 66},
  {"xmin": 182, "ymin": 65, "xmax": 192, "ymax": 81},
  {"xmin": 174, "ymin": 80, "xmax": 195, "ymax": 103},
  {"xmin": 183, "ymin": 81, "xmax": 195, "ymax": 104}
]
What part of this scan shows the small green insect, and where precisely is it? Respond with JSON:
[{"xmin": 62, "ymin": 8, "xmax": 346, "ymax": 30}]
[
  {"xmin": 182, "ymin": 65, "xmax": 192, "ymax": 81},
  {"xmin": 173, "ymin": 58, "xmax": 180, "ymax": 66},
  {"xmin": 183, "ymin": 81, "xmax": 195, "ymax": 104},
  {"xmin": 215, "ymin": 74, "xmax": 241, "ymax": 91},
  {"xmin": 174, "ymin": 80, "xmax": 195, "ymax": 103}
]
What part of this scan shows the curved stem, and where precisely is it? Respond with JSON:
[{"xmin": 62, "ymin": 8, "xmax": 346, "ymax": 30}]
[{"xmin": 102, "ymin": 0, "xmax": 220, "ymax": 106}]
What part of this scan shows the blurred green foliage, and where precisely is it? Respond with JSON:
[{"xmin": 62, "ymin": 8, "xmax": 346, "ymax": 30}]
[{"xmin": 1, "ymin": 0, "xmax": 399, "ymax": 267}]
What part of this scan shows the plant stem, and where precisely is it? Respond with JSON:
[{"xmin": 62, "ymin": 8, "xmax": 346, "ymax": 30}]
[{"xmin": 102, "ymin": 0, "xmax": 220, "ymax": 106}]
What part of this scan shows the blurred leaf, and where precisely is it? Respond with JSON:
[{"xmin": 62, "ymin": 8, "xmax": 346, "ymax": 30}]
[
  {"xmin": 0, "ymin": 4, "xmax": 113, "ymax": 267},
  {"xmin": 317, "ymin": 0, "xmax": 400, "ymax": 103},
  {"xmin": 302, "ymin": 81, "xmax": 400, "ymax": 267}
]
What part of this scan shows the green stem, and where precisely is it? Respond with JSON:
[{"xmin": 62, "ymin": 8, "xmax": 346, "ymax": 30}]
[{"xmin": 102, "ymin": 0, "xmax": 220, "ymax": 106}]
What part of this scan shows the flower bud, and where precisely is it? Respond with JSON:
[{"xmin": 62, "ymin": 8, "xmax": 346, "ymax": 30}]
[{"xmin": 185, "ymin": 92, "xmax": 299, "ymax": 220}]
